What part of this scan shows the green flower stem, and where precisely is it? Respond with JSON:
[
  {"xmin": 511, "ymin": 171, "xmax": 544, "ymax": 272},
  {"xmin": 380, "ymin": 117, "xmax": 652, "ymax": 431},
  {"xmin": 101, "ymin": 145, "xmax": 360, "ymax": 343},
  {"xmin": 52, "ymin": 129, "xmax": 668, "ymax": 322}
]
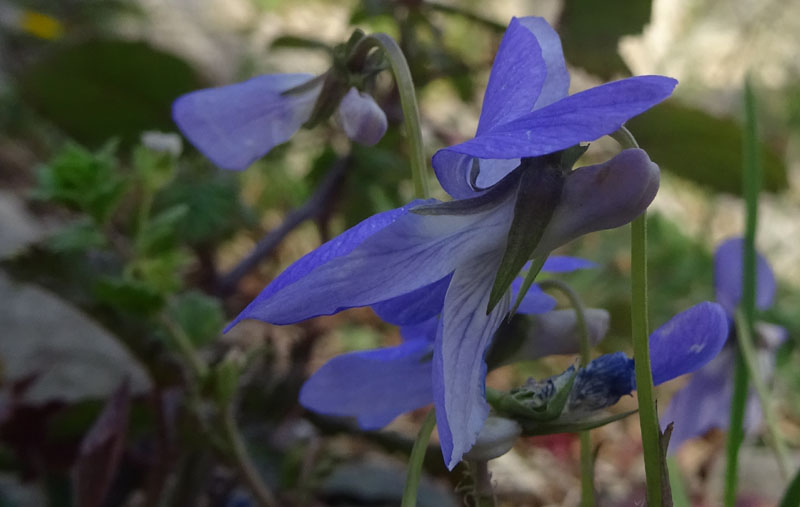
[
  {"xmin": 667, "ymin": 457, "xmax": 690, "ymax": 507},
  {"xmin": 536, "ymin": 279, "xmax": 594, "ymax": 506},
  {"xmin": 734, "ymin": 310, "xmax": 791, "ymax": 478},
  {"xmin": 724, "ymin": 350, "xmax": 748, "ymax": 507},
  {"xmin": 402, "ymin": 409, "xmax": 437, "ymax": 507},
  {"xmin": 159, "ymin": 315, "xmax": 208, "ymax": 380},
  {"xmin": 221, "ymin": 404, "xmax": 278, "ymax": 507},
  {"xmin": 357, "ymin": 33, "xmax": 430, "ymax": 199},
  {"xmin": 737, "ymin": 79, "xmax": 789, "ymax": 478},
  {"xmin": 612, "ymin": 126, "xmax": 663, "ymax": 507}
]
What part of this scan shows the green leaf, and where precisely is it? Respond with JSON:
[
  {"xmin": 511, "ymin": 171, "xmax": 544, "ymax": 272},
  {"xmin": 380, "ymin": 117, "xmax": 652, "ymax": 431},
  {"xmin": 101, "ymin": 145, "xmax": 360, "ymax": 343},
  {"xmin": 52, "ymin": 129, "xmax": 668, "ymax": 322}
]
[
  {"xmin": 488, "ymin": 160, "xmax": 564, "ymax": 313},
  {"xmin": 33, "ymin": 142, "xmax": 127, "ymax": 223},
  {"xmin": 559, "ymin": 0, "xmax": 652, "ymax": 78},
  {"xmin": 46, "ymin": 219, "xmax": 107, "ymax": 252},
  {"xmin": 135, "ymin": 204, "xmax": 188, "ymax": 256},
  {"xmin": 626, "ymin": 102, "xmax": 788, "ymax": 194},
  {"xmin": 20, "ymin": 39, "xmax": 203, "ymax": 147},
  {"xmin": 167, "ymin": 291, "xmax": 224, "ymax": 347},
  {"xmin": 133, "ymin": 144, "xmax": 177, "ymax": 192},
  {"xmin": 94, "ymin": 277, "xmax": 164, "ymax": 315},
  {"xmin": 156, "ymin": 169, "xmax": 249, "ymax": 245}
]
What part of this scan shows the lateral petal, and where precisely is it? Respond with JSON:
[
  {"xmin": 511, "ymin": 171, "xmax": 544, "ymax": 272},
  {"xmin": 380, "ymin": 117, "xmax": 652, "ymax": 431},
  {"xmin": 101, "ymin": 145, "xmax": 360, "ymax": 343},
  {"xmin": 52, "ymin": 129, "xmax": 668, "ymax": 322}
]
[
  {"xmin": 229, "ymin": 194, "xmax": 514, "ymax": 328},
  {"xmin": 433, "ymin": 252, "xmax": 511, "ymax": 470},
  {"xmin": 172, "ymin": 73, "xmax": 319, "ymax": 170},
  {"xmin": 648, "ymin": 302, "xmax": 729, "ymax": 385},
  {"xmin": 476, "ymin": 17, "xmax": 546, "ymax": 134},
  {"xmin": 299, "ymin": 340, "xmax": 433, "ymax": 430}
]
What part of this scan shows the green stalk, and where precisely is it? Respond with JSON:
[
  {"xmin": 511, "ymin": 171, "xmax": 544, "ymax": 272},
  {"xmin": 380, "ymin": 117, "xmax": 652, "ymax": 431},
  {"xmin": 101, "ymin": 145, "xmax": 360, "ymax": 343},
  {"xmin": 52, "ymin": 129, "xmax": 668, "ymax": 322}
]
[
  {"xmin": 631, "ymin": 212, "xmax": 662, "ymax": 507},
  {"xmin": 667, "ymin": 457, "xmax": 690, "ymax": 507},
  {"xmin": 612, "ymin": 126, "xmax": 662, "ymax": 506},
  {"xmin": 402, "ymin": 410, "xmax": 437, "ymax": 507},
  {"xmin": 734, "ymin": 311, "xmax": 791, "ymax": 477},
  {"xmin": 470, "ymin": 460, "xmax": 497, "ymax": 507},
  {"xmin": 357, "ymin": 34, "xmax": 430, "ymax": 199},
  {"xmin": 724, "ymin": 350, "xmax": 748, "ymax": 507},
  {"xmin": 736, "ymin": 77, "xmax": 789, "ymax": 479},
  {"xmin": 536, "ymin": 279, "xmax": 594, "ymax": 505}
]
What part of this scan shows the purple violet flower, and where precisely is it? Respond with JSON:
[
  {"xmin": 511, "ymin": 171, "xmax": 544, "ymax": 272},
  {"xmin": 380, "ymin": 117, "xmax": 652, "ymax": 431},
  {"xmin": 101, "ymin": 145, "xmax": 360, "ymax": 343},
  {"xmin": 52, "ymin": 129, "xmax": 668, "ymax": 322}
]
[
  {"xmin": 172, "ymin": 74, "xmax": 387, "ymax": 170},
  {"xmin": 431, "ymin": 16, "xmax": 677, "ymax": 198},
  {"xmin": 662, "ymin": 238, "xmax": 787, "ymax": 451},
  {"xmin": 298, "ymin": 257, "xmax": 604, "ymax": 430},
  {"xmin": 226, "ymin": 146, "xmax": 660, "ymax": 469}
]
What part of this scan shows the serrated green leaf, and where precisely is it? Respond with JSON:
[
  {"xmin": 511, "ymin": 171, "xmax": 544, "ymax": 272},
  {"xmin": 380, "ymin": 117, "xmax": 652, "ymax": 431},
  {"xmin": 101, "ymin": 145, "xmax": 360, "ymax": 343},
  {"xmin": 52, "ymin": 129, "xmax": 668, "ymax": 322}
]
[
  {"xmin": 33, "ymin": 142, "xmax": 127, "ymax": 223},
  {"xmin": 156, "ymin": 169, "xmax": 248, "ymax": 245},
  {"xmin": 135, "ymin": 204, "xmax": 188, "ymax": 256},
  {"xmin": 168, "ymin": 291, "xmax": 224, "ymax": 347},
  {"xmin": 626, "ymin": 102, "xmax": 788, "ymax": 194},
  {"xmin": 132, "ymin": 248, "xmax": 191, "ymax": 294},
  {"xmin": 46, "ymin": 219, "xmax": 107, "ymax": 252},
  {"xmin": 94, "ymin": 277, "xmax": 164, "ymax": 315},
  {"xmin": 133, "ymin": 144, "xmax": 177, "ymax": 192}
]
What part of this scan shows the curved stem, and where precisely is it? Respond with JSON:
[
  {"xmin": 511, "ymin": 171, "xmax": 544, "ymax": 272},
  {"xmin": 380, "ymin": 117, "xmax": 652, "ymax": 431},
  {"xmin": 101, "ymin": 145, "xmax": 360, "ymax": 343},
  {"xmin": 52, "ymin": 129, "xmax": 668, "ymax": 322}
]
[
  {"xmin": 355, "ymin": 33, "xmax": 430, "ymax": 199},
  {"xmin": 402, "ymin": 409, "xmax": 437, "ymax": 507},
  {"xmin": 537, "ymin": 279, "xmax": 594, "ymax": 505}
]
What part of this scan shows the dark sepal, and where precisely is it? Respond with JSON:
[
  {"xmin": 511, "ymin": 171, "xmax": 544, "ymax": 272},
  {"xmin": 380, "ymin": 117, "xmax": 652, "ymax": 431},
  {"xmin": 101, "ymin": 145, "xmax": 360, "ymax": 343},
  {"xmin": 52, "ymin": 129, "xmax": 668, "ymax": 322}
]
[
  {"xmin": 520, "ymin": 409, "xmax": 637, "ymax": 436},
  {"xmin": 487, "ymin": 157, "xmax": 565, "ymax": 313}
]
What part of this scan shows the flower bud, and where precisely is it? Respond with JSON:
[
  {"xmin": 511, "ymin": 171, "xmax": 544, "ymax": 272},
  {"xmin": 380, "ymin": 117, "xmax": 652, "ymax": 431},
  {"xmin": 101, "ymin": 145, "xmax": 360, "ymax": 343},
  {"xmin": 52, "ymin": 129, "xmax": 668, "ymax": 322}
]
[{"xmin": 336, "ymin": 87, "xmax": 388, "ymax": 146}]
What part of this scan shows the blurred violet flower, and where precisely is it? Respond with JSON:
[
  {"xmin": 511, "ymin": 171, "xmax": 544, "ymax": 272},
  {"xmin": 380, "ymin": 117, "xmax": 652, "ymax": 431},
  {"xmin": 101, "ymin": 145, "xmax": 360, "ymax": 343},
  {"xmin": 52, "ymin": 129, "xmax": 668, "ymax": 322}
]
[
  {"xmin": 172, "ymin": 74, "xmax": 387, "ymax": 170},
  {"xmin": 662, "ymin": 238, "xmax": 787, "ymax": 451},
  {"xmin": 226, "ymin": 145, "xmax": 660, "ymax": 469},
  {"xmin": 432, "ymin": 16, "xmax": 677, "ymax": 198}
]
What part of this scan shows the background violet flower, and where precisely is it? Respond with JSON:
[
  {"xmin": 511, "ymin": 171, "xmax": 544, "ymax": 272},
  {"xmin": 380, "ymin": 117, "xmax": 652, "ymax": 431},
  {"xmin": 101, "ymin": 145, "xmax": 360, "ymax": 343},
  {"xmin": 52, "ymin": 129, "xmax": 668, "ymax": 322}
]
[
  {"xmin": 172, "ymin": 74, "xmax": 387, "ymax": 170},
  {"xmin": 662, "ymin": 238, "xmax": 787, "ymax": 451}
]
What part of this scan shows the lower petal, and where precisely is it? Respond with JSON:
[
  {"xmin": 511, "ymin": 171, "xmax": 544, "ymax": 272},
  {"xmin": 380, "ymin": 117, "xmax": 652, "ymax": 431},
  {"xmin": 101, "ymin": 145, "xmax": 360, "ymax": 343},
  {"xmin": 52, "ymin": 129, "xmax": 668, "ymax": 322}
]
[
  {"xmin": 299, "ymin": 340, "xmax": 433, "ymax": 430},
  {"xmin": 433, "ymin": 251, "xmax": 510, "ymax": 469}
]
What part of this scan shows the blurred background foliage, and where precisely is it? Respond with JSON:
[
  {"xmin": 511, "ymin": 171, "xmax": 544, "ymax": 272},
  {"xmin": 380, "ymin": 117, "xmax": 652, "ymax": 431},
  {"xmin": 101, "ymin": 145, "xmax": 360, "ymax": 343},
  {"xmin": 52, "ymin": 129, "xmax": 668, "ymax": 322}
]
[{"xmin": 1, "ymin": 0, "xmax": 800, "ymax": 505}]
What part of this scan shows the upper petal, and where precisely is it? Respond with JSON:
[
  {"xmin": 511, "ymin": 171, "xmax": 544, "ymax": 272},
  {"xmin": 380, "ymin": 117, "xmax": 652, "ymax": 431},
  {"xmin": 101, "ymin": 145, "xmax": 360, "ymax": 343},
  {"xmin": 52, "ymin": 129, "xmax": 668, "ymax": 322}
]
[
  {"xmin": 299, "ymin": 340, "xmax": 433, "ymax": 429},
  {"xmin": 172, "ymin": 73, "xmax": 319, "ymax": 170},
  {"xmin": 714, "ymin": 237, "xmax": 776, "ymax": 316},
  {"xmin": 476, "ymin": 17, "xmax": 546, "ymax": 134},
  {"xmin": 229, "ymin": 194, "xmax": 515, "ymax": 328},
  {"xmin": 448, "ymin": 76, "xmax": 678, "ymax": 160},
  {"xmin": 336, "ymin": 87, "xmax": 388, "ymax": 146},
  {"xmin": 536, "ymin": 149, "xmax": 660, "ymax": 254},
  {"xmin": 515, "ymin": 17, "xmax": 569, "ymax": 110},
  {"xmin": 648, "ymin": 302, "xmax": 729, "ymax": 385},
  {"xmin": 433, "ymin": 252, "xmax": 511, "ymax": 470}
]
